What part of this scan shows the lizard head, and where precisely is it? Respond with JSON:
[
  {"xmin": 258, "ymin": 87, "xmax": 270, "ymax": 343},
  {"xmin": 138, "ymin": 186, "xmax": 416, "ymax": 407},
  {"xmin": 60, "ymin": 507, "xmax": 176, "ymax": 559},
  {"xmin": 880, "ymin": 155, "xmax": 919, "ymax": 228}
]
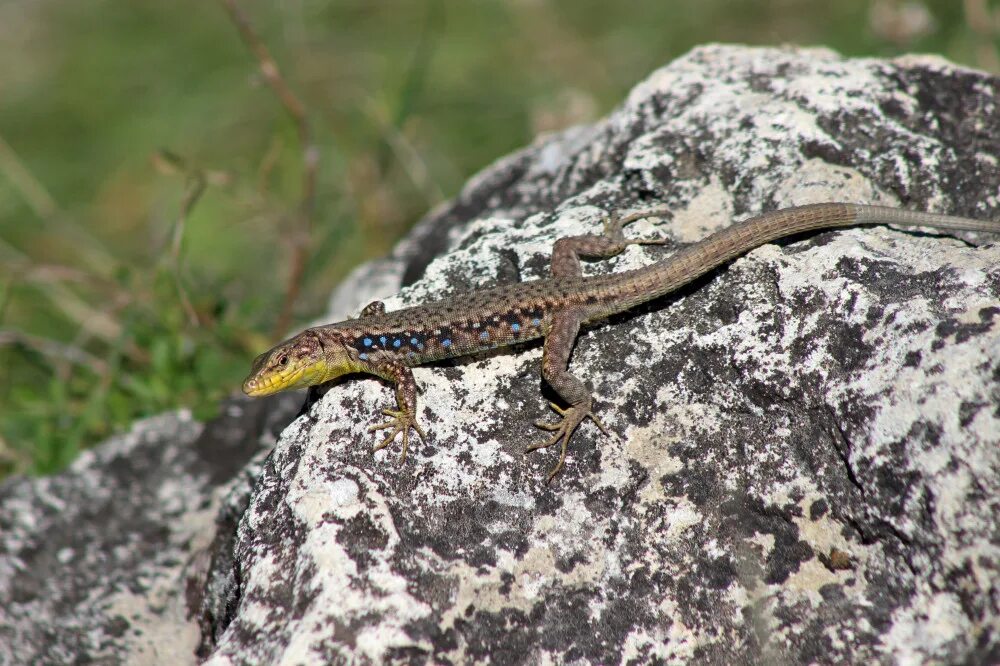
[{"xmin": 242, "ymin": 329, "xmax": 359, "ymax": 396}]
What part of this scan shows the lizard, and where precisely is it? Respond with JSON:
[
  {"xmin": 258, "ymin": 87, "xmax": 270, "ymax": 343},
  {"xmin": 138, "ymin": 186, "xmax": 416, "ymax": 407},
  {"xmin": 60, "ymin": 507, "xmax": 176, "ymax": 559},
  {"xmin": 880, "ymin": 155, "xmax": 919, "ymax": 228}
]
[{"xmin": 242, "ymin": 202, "xmax": 1000, "ymax": 481}]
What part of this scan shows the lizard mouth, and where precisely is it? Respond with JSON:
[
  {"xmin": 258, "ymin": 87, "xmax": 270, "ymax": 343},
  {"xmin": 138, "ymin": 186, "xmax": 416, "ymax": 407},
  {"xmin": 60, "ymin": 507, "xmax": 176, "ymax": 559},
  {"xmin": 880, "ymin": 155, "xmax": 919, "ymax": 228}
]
[{"xmin": 242, "ymin": 366, "xmax": 305, "ymax": 396}]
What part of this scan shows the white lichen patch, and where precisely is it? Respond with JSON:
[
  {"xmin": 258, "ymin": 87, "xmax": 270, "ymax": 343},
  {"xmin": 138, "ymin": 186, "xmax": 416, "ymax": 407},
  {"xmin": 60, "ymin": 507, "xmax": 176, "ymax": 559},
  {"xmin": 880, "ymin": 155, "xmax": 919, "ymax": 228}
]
[
  {"xmin": 884, "ymin": 591, "xmax": 974, "ymax": 664},
  {"xmin": 439, "ymin": 495, "xmax": 617, "ymax": 634},
  {"xmin": 621, "ymin": 618, "xmax": 699, "ymax": 664},
  {"xmin": 773, "ymin": 160, "xmax": 884, "ymax": 208},
  {"xmin": 669, "ymin": 177, "xmax": 736, "ymax": 242},
  {"xmin": 101, "ymin": 575, "xmax": 203, "ymax": 665}
]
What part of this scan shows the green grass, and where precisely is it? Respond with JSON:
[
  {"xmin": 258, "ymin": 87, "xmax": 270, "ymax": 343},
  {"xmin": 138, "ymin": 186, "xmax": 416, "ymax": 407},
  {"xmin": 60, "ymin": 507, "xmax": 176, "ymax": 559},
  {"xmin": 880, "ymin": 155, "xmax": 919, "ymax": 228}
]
[{"xmin": 0, "ymin": 0, "xmax": 994, "ymax": 476}]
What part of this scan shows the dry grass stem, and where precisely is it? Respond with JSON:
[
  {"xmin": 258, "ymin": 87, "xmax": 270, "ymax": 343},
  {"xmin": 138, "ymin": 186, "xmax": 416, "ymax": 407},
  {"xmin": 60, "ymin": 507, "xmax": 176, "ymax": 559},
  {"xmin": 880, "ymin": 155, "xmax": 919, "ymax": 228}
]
[
  {"xmin": 0, "ymin": 328, "xmax": 110, "ymax": 377},
  {"xmin": 218, "ymin": 0, "xmax": 320, "ymax": 340}
]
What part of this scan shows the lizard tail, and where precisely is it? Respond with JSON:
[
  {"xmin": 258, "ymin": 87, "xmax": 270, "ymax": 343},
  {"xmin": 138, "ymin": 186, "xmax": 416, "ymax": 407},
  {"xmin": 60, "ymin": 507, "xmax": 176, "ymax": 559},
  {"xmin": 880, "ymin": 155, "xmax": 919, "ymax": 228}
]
[
  {"xmin": 851, "ymin": 204, "xmax": 1000, "ymax": 234},
  {"xmin": 608, "ymin": 202, "xmax": 999, "ymax": 312}
]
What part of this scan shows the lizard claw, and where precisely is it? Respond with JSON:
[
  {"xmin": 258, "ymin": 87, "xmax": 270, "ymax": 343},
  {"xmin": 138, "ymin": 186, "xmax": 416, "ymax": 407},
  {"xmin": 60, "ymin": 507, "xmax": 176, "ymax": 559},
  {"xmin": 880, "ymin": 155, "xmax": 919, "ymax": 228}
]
[
  {"xmin": 603, "ymin": 208, "xmax": 672, "ymax": 245},
  {"xmin": 588, "ymin": 412, "xmax": 610, "ymax": 436},
  {"xmin": 527, "ymin": 401, "xmax": 608, "ymax": 483},
  {"xmin": 534, "ymin": 402, "xmax": 569, "ymax": 430},
  {"xmin": 369, "ymin": 408, "xmax": 426, "ymax": 463}
]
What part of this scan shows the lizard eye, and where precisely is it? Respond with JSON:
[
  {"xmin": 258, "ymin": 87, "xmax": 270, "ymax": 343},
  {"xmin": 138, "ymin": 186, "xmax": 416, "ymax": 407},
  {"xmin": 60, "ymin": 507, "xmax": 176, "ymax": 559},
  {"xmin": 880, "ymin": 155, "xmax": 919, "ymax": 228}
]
[{"xmin": 278, "ymin": 355, "xmax": 288, "ymax": 366}]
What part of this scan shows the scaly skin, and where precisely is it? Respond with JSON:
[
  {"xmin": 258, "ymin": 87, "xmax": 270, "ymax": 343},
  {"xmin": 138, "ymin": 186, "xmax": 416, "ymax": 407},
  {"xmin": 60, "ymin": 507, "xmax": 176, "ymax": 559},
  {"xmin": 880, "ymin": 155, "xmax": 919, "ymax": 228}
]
[{"xmin": 243, "ymin": 203, "xmax": 1000, "ymax": 481}]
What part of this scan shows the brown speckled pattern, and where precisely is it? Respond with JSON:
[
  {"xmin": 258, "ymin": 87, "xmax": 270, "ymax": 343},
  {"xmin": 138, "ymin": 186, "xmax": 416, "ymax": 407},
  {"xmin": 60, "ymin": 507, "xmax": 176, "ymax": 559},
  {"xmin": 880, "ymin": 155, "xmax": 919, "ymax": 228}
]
[{"xmin": 319, "ymin": 203, "xmax": 994, "ymax": 366}]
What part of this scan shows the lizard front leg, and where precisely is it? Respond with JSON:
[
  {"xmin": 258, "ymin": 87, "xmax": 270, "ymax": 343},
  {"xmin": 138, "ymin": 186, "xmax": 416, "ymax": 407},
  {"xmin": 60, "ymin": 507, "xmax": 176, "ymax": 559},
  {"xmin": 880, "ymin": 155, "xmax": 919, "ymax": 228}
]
[
  {"xmin": 367, "ymin": 361, "xmax": 426, "ymax": 463},
  {"xmin": 528, "ymin": 310, "xmax": 608, "ymax": 482}
]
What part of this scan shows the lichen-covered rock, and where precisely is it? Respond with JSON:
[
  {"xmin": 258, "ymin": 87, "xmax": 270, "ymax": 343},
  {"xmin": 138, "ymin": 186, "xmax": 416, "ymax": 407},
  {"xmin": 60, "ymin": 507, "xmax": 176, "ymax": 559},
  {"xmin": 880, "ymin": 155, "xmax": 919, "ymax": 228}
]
[
  {"xmin": 0, "ymin": 395, "xmax": 301, "ymax": 665},
  {"xmin": 199, "ymin": 46, "xmax": 1000, "ymax": 664}
]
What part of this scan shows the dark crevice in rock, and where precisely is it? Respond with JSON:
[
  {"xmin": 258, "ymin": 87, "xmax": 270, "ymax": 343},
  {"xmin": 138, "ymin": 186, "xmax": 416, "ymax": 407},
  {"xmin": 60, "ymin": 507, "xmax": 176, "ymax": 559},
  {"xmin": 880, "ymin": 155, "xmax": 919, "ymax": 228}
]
[{"xmin": 823, "ymin": 404, "xmax": 866, "ymax": 497}]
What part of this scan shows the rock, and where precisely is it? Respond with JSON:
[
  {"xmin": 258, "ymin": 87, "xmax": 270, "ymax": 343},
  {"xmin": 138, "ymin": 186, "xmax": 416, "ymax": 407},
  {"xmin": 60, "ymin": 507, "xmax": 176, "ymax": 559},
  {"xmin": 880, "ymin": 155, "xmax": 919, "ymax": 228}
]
[
  {"xmin": 202, "ymin": 45, "xmax": 1000, "ymax": 665},
  {"xmin": 0, "ymin": 395, "xmax": 302, "ymax": 665},
  {"xmin": 4, "ymin": 44, "xmax": 1000, "ymax": 664}
]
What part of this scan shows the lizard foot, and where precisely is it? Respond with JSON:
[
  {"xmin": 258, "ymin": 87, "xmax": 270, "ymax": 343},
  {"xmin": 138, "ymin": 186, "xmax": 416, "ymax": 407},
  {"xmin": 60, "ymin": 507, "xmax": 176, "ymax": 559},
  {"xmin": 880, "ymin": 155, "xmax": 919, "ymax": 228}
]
[
  {"xmin": 603, "ymin": 208, "xmax": 672, "ymax": 246},
  {"xmin": 369, "ymin": 408, "xmax": 426, "ymax": 463},
  {"xmin": 527, "ymin": 402, "xmax": 609, "ymax": 483}
]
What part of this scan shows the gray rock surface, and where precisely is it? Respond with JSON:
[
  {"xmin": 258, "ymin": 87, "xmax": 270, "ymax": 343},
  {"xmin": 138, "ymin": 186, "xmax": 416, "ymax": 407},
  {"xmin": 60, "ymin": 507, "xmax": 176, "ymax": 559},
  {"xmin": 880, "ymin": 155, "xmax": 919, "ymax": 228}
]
[
  {"xmin": 3, "ymin": 44, "xmax": 1000, "ymax": 665},
  {"xmin": 0, "ymin": 395, "xmax": 302, "ymax": 665},
  {"xmin": 203, "ymin": 45, "xmax": 1000, "ymax": 665}
]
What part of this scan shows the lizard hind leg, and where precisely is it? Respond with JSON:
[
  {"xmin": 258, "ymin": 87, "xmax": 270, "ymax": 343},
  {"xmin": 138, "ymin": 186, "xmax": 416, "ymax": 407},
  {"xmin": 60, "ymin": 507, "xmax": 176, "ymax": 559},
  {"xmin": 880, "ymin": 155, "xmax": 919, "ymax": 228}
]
[
  {"xmin": 605, "ymin": 207, "xmax": 673, "ymax": 244},
  {"xmin": 528, "ymin": 311, "xmax": 609, "ymax": 482},
  {"xmin": 549, "ymin": 207, "xmax": 672, "ymax": 278}
]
